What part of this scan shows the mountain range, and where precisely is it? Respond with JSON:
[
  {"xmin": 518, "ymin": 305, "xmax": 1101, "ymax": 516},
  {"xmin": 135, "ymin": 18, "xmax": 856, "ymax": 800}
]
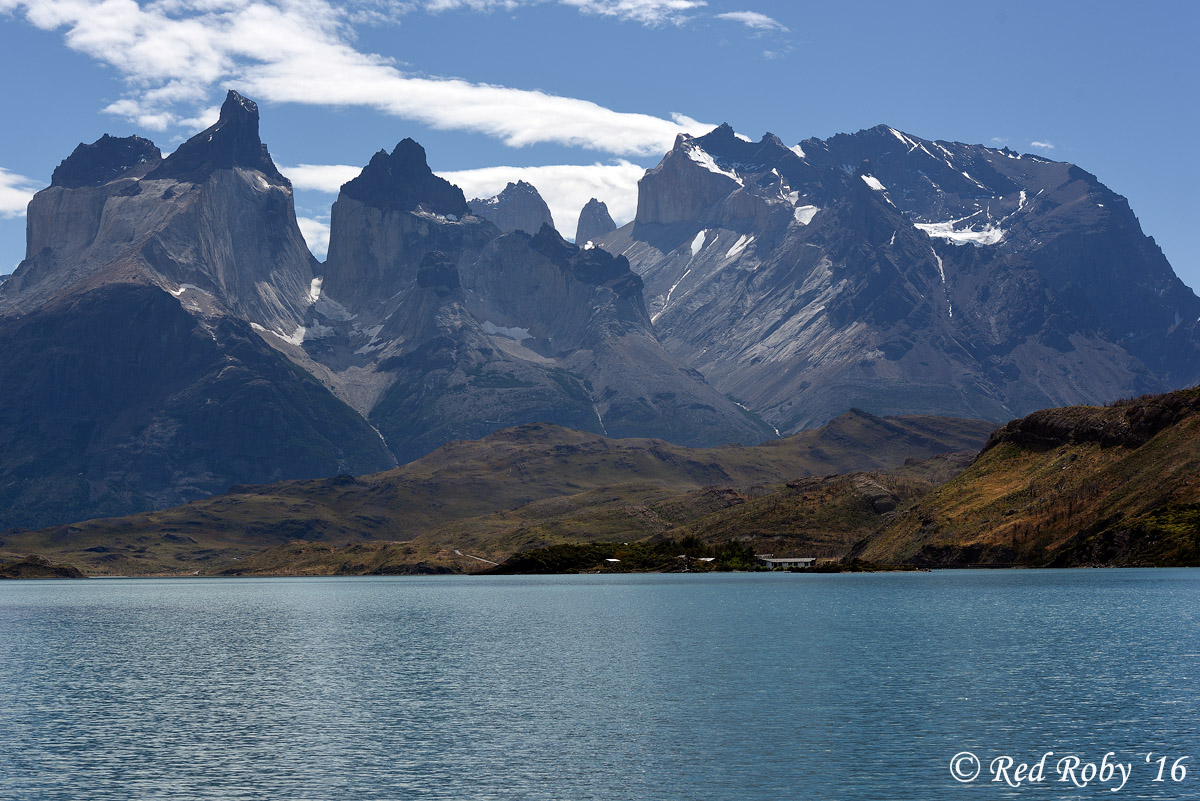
[
  {"xmin": 1, "ymin": 90, "xmax": 1197, "ymax": 532},
  {"xmin": 600, "ymin": 123, "xmax": 1200, "ymax": 430}
]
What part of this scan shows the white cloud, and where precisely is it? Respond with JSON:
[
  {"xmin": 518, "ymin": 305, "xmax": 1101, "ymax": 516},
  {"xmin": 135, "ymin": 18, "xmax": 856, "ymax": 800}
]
[
  {"xmin": 346, "ymin": 0, "xmax": 707, "ymax": 26},
  {"xmin": 0, "ymin": 167, "xmax": 40, "ymax": 219},
  {"xmin": 2, "ymin": 0, "xmax": 709, "ymax": 156},
  {"xmin": 1030, "ymin": 140, "xmax": 1055, "ymax": 151},
  {"xmin": 297, "ymin": 215, "xmax": 332, "ymax": 260},
  {"xmin": 281, "ymin": 163, "xmax": 363, "ymax": 192},
  {"xmin": 559, "ymin": 0, "xmax": 705, "ymax": 26},
  {"xmin": 715, "ymin": 10, "xmax": 786, "ymax": 31},
  {"xmin": 439, "ymin": 160, "xmax": 646, "ymax": 238}
]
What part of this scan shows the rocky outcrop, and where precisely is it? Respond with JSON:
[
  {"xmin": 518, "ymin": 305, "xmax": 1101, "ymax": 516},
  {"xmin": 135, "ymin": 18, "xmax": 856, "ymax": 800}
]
[
  {"xmin": 145, "ymin": 90, "xmax": 286, "ymax": 184},
  {"xmin": 469, "ymin": 180, "xmax": 555, "ymax": 234},
  {"xmin": 340, "ymin": 138, "xmax": 469, "ymax": 216},
  {"xmin": 51, "ymin": 134, "xmax": 161, "ymax": 189},
  {"xmin": 575, "ymin": 197, "xmax": 616, "ymax": 244},
  {"xmin": 982, "ymin": 388, "xmax": 1200, "ymax": 451}
]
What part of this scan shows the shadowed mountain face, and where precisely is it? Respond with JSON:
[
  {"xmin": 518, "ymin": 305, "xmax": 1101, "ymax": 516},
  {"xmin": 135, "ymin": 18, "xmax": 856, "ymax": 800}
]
[
  {"xmin": 0, "ymin": 91, "xmax": 395, "ymax": 529},
  {"xmin": 599, "ymin": 123, "xmax": 1200, "ymax": 432}
]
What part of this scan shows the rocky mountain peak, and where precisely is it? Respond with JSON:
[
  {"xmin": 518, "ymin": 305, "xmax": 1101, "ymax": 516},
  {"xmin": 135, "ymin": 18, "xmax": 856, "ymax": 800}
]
[
  {"xmin": 689, "ymin": 125, "xmax": 802, "ymax": 176},
  {"xmin": 50, "ymin": 134, "xmax": 162, "ymax": 188},
  {"xmin": 339, "ymin": 138, "xmax": 469, "ymax": 216},
  {"xmin": 468, "ymin": 180, "xmax": 555, "ymax": 234},
  {"xmin": 145, "ymin": 89, "xmax": 287, "ymax": 185},
  {"xmin": 575, "ymin": 198, "xmax": 616, "ymax": 244}
]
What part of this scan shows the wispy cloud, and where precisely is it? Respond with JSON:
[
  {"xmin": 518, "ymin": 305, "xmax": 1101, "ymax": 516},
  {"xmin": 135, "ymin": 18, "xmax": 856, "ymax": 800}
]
[
  {"xmin": 0, "ymin": 0, "xmax": 708, "ymax": 156},
  {"xmin": 1030, "ymin": 140, "xmax": 1055, "ymax": 151},
  {"xmin": 0, "ymin": 167, "xmax": 40, "ymax": 219},
  {"xmin": 560, "ymin": 0, "xmax": 706, "ymax": 26},
  {"xmin": 715, "ymin": 10, "xmax": 786, "ymax": 31},
  {"xmin": 347, "ymin": 0, "xmax": 706, "ymax": 26},
  {"xmin": 439, "ymin": 160, "xmax": 646, "ymax": 237}
]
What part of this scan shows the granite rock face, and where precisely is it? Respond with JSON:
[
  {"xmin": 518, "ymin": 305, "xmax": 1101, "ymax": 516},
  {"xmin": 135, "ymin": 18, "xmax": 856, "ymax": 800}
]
[
  {"xmin": 312, "ymin": 148, "xmax": 773, "ymax": 463},
  {"xmin": 3, "ymin": 90, "xmax": 314, "ymax": 331},
  {"xmin": 598, "ymin": 123, "xmax": 1200, "ymax": 432},
  {"xmin": 575, "ymin": 197, "xmax": 616, "ymax": 244},
  {"xmin": 468, "ymin": 180, "xmax": 555, "ymax": 234},
  {"xmin": 0, "ymin": 91, "xmax": 395, "ymax": 529}
]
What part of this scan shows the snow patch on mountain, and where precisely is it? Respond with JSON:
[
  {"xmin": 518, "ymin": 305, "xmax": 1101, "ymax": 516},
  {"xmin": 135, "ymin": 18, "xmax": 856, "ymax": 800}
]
[
  {"xmin": 481, "ymin": 320, "xmax": 532, "ymax": 341},
  {"xmin": 726, "ymin": 234, "xmax": 753, "ymax": 259},
  {"xmin": 683, "ymin": 143, "xmax": 742, "ymax": 184},
  {"xmin": 916, "ymin": 219, "xmax": 1005, "ymax": 246},
  {"xmin": 861, "ymin": 175, "xmax": 886, "ymax": 191},
  {"xmin": 794, "ymin": 205, "xmax": 819, "ymax": 225}
]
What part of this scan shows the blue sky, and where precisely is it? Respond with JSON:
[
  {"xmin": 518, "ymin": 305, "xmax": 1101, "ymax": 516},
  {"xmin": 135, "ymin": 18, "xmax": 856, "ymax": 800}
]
[{"xmin": 1, "ymin": 0, "xmax": 1197, "ymax": 290}]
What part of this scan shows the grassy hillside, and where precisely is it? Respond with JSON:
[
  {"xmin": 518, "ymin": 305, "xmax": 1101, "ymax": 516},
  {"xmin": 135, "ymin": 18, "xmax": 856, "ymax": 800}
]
[
  {"xmin": 0, "ymin": 411, "xmax": 993, "ymax": 575},
  {"xmin": 855, "ymin": 387, "xmax": 1200, "ymax": 566}
]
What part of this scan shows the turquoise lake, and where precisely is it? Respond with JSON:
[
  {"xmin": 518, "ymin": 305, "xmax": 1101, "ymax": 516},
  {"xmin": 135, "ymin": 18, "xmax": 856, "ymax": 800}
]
[{"xmin": 1, "ymin": 570, "xmax": 1197, "ymax": 799}]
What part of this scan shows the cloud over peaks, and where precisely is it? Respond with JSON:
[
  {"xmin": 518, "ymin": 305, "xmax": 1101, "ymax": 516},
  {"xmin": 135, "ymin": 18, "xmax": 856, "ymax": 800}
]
[
  {"xmin": 1, "ymin": 0, "xmax": 708, "ymax": 155},
  {"xmin": 438, "ymin": 160, "xmax": 646, "ymax": 237}
]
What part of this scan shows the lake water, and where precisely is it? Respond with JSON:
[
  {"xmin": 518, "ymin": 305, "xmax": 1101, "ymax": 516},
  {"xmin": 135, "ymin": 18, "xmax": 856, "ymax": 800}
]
[{"xmin": 1, "ymin": 570, "xmax": 1197, "ymax": 800}]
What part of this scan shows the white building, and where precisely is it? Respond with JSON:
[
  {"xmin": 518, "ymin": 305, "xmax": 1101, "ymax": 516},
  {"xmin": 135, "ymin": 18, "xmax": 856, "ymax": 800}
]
[{"xmin": 756, "ymin": 555, "xmax": 816, "ymax": 569}]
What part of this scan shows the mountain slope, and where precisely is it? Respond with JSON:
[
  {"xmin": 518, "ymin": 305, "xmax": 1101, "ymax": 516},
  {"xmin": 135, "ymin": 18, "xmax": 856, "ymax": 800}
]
[
  {"xmin": 854, "ymin": 386, "xmax": 1200, "ymax": 566},
  {"xmin": 1, "ymin": 411, "xmax": 995, "ymax": 574},
  {"xmin": 599, "ymin": 124, "xmax": 1200, "ymax": 431}
]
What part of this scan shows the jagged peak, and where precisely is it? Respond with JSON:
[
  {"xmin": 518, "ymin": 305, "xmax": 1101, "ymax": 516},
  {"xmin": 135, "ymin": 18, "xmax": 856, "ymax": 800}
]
[
  {"xmin": 576, "ymin": 197, "xmax": 616, "ymax": 244},
  {"xmin": 468, "ymin": 180, "xmax": 554, "ymax": 233},
  {"xmin": 472, "ymin": 180, "xmax": 547, "ymax": 206},
  {"xmin": 504, "ymin": 180, "xmax": 540, "ymax": 194},
  {"xmin": 50, "ymin": 134, "xmax": 162, "ymax": 189},
  {"xmin": 145, "ymin": 89, "xmax": 286, "ymax": 185},
  {"xmin": 340, "ymin": 138, "xmax": 469, "ymax": 216},
  {"xmin": 676, "ymin": 124, "xmax": 804, "ymax": 177}
]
